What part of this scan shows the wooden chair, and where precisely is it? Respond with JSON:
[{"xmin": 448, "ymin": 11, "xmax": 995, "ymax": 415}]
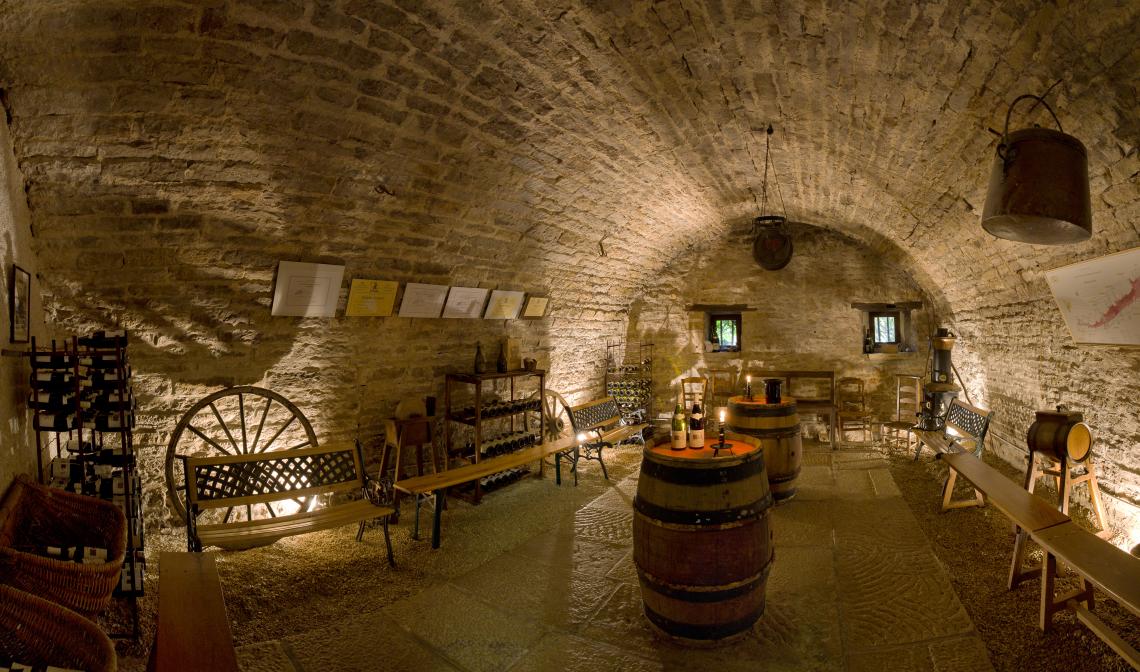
[
  {"xmin": 836, "ymin": 377, "xmax": 871, "ymax": 447},
  {"xmin": 881, "ymin": 374, "xmax": 922, "ymax": 453},
  {"xmin": 704, "ymin": 368, "xmax": 737, "ymax": 409},
  {"xmin": 680, "ymin": 376, "xmax": 708, "ymax": 411}
]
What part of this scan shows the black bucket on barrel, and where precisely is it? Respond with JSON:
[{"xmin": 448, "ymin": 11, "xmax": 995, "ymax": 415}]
[{"xmin": 764, "ymin": 378, "xmax": 782, "ymax": 404}]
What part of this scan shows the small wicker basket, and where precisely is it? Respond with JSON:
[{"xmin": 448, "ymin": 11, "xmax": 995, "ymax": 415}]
[
  {"xmin": 0, "ymin": 584, "xmax": 117, "ymax": 672},
  {"xmin": 0, "ymin": 474, "xmax": 127, "ymax": 616}
]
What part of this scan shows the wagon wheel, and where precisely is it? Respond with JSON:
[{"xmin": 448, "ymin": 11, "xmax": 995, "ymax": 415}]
[
  {"xmin": 165, "ymin": 386, "xmax": 318, "ymax": 525},
  {"xmin": 530, "ymin": 388, "xmax": 573, "ymax": 443}
]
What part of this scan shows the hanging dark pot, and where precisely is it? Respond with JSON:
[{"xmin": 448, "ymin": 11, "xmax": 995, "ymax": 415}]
[
  {"xmin": 981, "ymin": 94, "xmax": 1091, "ymax": 245},
  {"xmin": 752, "ymin": 215, "xmax": 793, "ymax": 270}
]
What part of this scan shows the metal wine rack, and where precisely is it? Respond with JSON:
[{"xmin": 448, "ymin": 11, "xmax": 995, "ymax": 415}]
[{"xmin": 604, "ymin": 340, "xmax": 653, "ymax": 426}]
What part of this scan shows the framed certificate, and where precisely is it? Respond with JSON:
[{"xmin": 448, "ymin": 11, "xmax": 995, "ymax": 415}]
[
  {"xmin": 521, "ymin": 295, "xmax": 549, "ymax": 319},
  {"xmin": 345, "ymin": 279, "xmax": 398, "ymax": 317},
  {"xmin": 398, "ymin": 283, "xmax": 449, "ymax": 318},
  {"xmin": 442, "ymin": 287, "xmax": 490, "ymax": 318},
  {"xmin": 271, "ymin": 261, "xmax": 344, "ymax": 317},
  {"xmin": 484, "ymin": 290, "xmax": 525, "ymax": 319}
]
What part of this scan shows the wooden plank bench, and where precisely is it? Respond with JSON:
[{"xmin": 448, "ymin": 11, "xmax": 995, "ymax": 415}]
[
  {"xmin": 942, "ymin": 452, "xmax": 1140, "ymax": 668},
  {"xmin": 751, "ymin": 370, "xmax": 836, "ymax": 446},
  {"xmin": 182, "ymin": 443, "xmax": 395, "ymax": 565},
  {"xmin": 566, "ymin": 396, "xmax": 649, "ymax": 485},
  {"xmin": 395, "ymin": 435, "xmax": 577, "ymax": 549},
  {"xmin": 146, "ymin": 551, "xmax": 238, "ymax": 672},
  {"xmin": 915, "ymin": 398, "xmax": 993, "ymax": 510}
]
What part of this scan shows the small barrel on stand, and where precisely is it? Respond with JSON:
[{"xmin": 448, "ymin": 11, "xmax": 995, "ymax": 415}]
[
  {"xmin": 633, "ymin": 435, "xmax": 774, "ymax": 644},
  {"xmin": 726, "ymin": 396, "xmax": 802, "ymax": 501}
]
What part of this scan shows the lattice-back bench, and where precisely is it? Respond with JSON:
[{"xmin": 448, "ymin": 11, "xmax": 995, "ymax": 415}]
[
  {"xmin": 182, "ymin": 444, "xmax": 394, "ymax": 565},
  {"xmin": 915, "ymin": 398, "xmax": 994, "ymax": 511},
  {"xmin": 566, "ymin": 396, "xmax": 648, "ymax": 485}
]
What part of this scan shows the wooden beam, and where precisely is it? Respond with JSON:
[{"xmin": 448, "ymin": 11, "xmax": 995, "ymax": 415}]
[
  {"xmin": 686, "ymin": 304, "xmax": 755, "ymax": 312},
  {"xmin": 850, "ymin": 301, "xmax": 923, "ymax": 310}
]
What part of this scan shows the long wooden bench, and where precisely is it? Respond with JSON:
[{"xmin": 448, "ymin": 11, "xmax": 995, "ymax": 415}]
[
  {"xmin": 751, "ymin": 370, "xmax": 836, "ymax": 446},
  {"xmin": 182, "ymin": 443, "xmax": 395, "ymax": 565},
  {"xmin": 942, "ymin": 451, "xmax": 1140, "ymax": 668},
  {"xmin": 566, "ymin": 397, "xmax": 649, "ymax": 485},
  {"xmin": 395, "ymin": 435, "xmax": 577, "ymax": 549},
  {"xmin": 915, "ymin": 398, "xmax": 993, "ymax": 511},
  {"xmin": 146, "ymin": 551, "xmax": 238, "ymax": 672}
]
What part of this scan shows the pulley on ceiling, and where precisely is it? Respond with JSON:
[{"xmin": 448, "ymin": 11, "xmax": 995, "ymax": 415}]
[
  {"xmin": 752, "ymin": 125, "xmax": 792, "ymax": 270},
  {"xmin": 981, "ymin": 93, "xmax": 1092, "ymax": 245}
]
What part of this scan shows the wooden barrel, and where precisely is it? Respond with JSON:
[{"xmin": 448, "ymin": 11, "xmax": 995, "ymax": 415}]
[
  {"xmin": 1027, "ymin": 408, "xmax": 1092, "ymax": 463},
  {"xmin": 726, "ymin": 396, "xmax": 802, "ymax": 500},
  {"xmin": 633, "ymin": 434, "xmax": 774, "ymax": 643}
]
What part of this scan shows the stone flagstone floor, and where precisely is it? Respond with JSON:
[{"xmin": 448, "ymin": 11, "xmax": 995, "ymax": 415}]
[{"xmin": 233, "ymin": 447, "xmax": 994, "ymax": 671}]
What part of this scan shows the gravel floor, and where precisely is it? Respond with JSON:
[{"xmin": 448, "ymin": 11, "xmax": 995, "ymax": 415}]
[
  {"xmin": 103, "ymin": 440, "xmax": 1139, "ymax": 671},
  {"xmin": 883, "ymin": 442, "xmax": 1139, "ymax": 672}
]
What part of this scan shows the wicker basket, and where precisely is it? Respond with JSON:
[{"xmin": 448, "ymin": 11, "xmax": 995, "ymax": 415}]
[
  {"xmin": 0, "ymin": 584, "xmax": 117, "ymax": 672},
  {"xmin": 0, "ymin": 474, "xmax": 127, "ymax": 616}
]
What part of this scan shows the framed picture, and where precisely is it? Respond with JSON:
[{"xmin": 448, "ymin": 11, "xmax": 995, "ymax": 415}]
[
  {"xmin": 270, "ymin": 261, "xmax": 345, "ymax": 317},
  {"xmin": 9, "ymin": 265, "xmax": 29, "ymax": 343},
  {"xmin": 442, "ymin": 287, "xmax": 490, "ymax": 318},
  {"xmin": 345, "ymin": 279, "xmax": 398, "ymax": 317},
  {"xmin": 484, "ymin": 290, "xmax": 525, "ymax": 319},
  {"xmin": 1044, "ymin": 246, "xmax": 1140, "ymax": 346},
  {"xmin": 398, "ymin": 283, "xmax": 449, "ymax": 318},
  {"xmin": 521, "ymin": 295, "xmax": 549, "ymax": 319}
]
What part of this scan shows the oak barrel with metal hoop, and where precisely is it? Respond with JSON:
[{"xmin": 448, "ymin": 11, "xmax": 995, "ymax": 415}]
[
  {"xmin": 1027, "ymin": 408, "xmax": 1092, "ymax": 463},
  {"xmin": 726, "ymin": 396, "xmax": 802, "ymax": 500},
  {"xmin": 633, "ymin": 434, "xmax": 774, "ymax": 643}
]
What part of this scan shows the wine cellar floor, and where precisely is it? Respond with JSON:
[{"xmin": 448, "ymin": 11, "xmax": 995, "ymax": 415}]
[{"xmin": 115, "ymin": 441, "xmax": 1134, "ymax": 671}]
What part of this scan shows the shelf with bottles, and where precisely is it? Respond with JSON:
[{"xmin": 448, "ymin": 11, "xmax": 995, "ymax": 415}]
[
  {"xmin": 443, "ymin": 369, "xmax": 546, "ymax": 502},
  {"xmin": 603, "ymin": 340, "xmax": 653, "ymax": 425},
  {"xmin": 26, "ymin": 329, "xmax": 144, "ymax": 638}
]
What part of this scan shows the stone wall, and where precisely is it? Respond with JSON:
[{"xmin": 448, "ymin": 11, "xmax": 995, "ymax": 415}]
[
  {"xmin": 0, "ymin": 107, "xmax": 45, "ymax": 489},
  {"xmin": 629, "ymin": 222, "xmax": 933, "ymax": 432}
]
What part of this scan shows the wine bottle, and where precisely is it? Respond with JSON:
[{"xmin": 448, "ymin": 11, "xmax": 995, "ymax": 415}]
[
  {"xmin": 474, "ymin": 342, "xmax": 486, "ymax": 374},
  {"xmin": 671, "ymin": 403, "xmax": 687, "ymax": 450},
  {"xmin": 688, "ymin": 402, "xmax": 705, "ymax": 448},
  {"xmin": 496, "ymin": 342, "xmax": 508, "ymax": 373}
]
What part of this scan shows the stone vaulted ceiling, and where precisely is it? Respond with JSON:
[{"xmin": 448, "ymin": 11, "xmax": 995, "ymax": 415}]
[{"xmin": 0, "ymin": 0, "xmax": 1136, "ymax": 318}]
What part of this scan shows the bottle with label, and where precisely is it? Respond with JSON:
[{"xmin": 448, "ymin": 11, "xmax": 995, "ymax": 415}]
[
  {"xmin": 670, "ymin": 403, "xmax": 687, "ymax": 450},
  {"xmin": 688, "ymin": 402, "xmax": 704, "ymax": 448}
]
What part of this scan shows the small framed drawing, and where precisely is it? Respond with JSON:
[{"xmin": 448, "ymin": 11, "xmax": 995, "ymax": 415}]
[
  {"xmin": 398, "ymin": 283, "xmax": 449, "ymax": 318},
  {"xmin": 484, "ymin": 290, "xmax": 525, "ymax": 319},
  {"xmin": 521, "ymin": 295, "xmax": 549, "ymax": 319},
  {"xmin": 443, "ymin": 287, "xmax": 490, "ymax": 318},
  {"xmin": 271, "ymin": 261, "xmax": 345, "ymax": 317},
  {"xmin": 9, "ymin": 265, "xmax": 29, "ymax": 343}
]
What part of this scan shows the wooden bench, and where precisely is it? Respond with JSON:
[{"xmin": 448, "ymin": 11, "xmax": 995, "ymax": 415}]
[
  {"xmin": 942, "ymin": 452, "xmax": 1140, "ymax": 668},
  {"xmin": 182, "ymin": 443, "xmax": 395, "ymax": 565},
  {"xmin": 751, "ymin": 370, "xmax": 836, "ymax": 446},
  {"xmin": 915, "ymin": 398, "xmax": 993, "ymax": 511},
  {"xmin": 146, "ymin": 551, "xmax": 238, "ymax": 672},
  {"xmin": 566, "ymin": 397, "xmax": 649, "ymax": 485},
  {"xmin": 395, "ymin": 435, "xmax": 577, "ymax": 549}
]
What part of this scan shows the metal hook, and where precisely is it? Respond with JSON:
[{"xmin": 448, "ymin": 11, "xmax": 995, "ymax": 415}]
[{"xmin": 997, "ymin": 93, "xmax": 1064, "ymax": 161}]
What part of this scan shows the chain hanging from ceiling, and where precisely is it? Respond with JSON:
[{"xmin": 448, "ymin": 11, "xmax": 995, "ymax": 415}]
[{"xmin": 753, "ymin": 125, "xmax": 793, "ymax": 271}]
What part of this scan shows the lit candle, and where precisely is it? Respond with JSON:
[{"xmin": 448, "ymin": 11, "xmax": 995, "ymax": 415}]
[
  {"xmin": 719, "ymin": 409, "xmax": 726, "ymax": 424},
  {"xmin": 746, "ymin": 375, "xmax": 751, "ymax": 385}
]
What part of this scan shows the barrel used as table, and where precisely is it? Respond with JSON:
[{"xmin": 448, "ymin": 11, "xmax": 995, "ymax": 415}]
[
  {"xmin": 726, "ymin": 396, "xmax": 802, "ymax": 501},
  {"xmin": 632, "ymin": 435, "xmax": 774, "ymax": 644}
]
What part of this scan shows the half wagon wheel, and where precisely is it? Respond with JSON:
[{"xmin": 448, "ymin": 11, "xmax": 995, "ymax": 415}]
[
  {"xmin": 532, "ymin": 388, "xmax": 573, "ymax": 443},
  {"xmin": 165, "ymin": 386, "xmax": 318, "ymax": 525}
]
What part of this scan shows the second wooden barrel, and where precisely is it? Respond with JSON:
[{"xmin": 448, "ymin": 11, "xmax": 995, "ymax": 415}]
[
  {"xmin": 633, "ymin": 435, "xmax": 774, "ymax": 643},
  {"xmin": 726, "ymin": 396, "xmax": 802, "ymax": 501}
]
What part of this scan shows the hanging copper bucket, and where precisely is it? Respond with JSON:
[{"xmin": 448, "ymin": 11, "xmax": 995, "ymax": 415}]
[
  {"xmin": 752, "ymin": 216, "xmax": 793, "ymax": 270},
  {"xmin": 981, "ymin": 95, "xmax": 1091, "ymax": 245}
]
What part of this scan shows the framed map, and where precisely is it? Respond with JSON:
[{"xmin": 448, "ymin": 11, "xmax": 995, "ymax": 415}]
[{"xmin": 1044, "ymin": 246, "xmax": 1140, "ymax": 346}]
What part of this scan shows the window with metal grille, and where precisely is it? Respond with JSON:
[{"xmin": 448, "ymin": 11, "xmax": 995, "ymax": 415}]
[{"xmin": 871, "ymin": 312, "xmax": 899, "ymax": 344}]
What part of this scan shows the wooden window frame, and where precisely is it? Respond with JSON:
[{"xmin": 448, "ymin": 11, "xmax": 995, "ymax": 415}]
[{"xmin": 707, "ymin": 313, "xmax": 742, "ymax": 352}]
